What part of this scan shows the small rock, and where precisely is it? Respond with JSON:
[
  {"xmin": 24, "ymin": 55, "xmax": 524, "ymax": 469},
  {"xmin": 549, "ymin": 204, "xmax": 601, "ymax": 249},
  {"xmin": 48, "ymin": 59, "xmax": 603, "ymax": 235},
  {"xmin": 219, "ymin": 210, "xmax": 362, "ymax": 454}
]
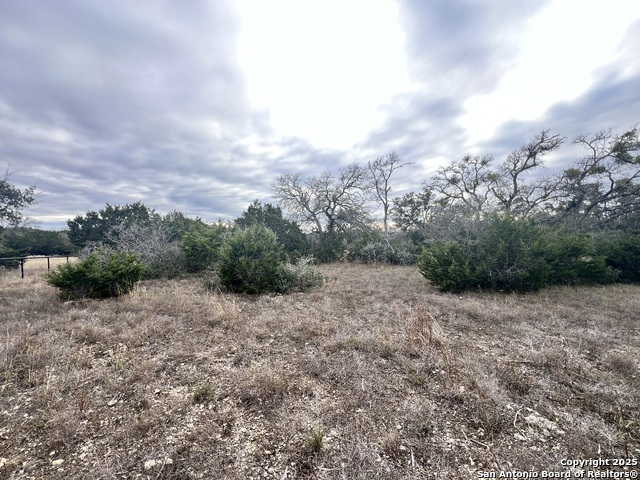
[
  {"xmin": 144, "ymin": 459, "xmax": 157, "ymax": 470},
  {"xmin": 52, "ymin": 459, "xmax": 64, "ymax": 466}
]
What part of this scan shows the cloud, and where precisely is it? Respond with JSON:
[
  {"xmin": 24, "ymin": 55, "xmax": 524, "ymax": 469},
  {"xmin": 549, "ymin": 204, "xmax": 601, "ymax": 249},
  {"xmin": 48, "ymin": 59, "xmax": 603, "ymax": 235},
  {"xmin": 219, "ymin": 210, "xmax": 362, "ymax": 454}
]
[
  {"xmin": 0, "ymin": 1, "xmax": 264, "ymax": 227},
  {"xmin": 397, "ymin": 0, "xmax": 547, "ymax": 95},
  {"xmin": 1, "ymin": 0, "xmax": 638, "ymax": 229},
  {"xmin": 355, "ymin": 0, "xmax": 550, "ymax": 188}
]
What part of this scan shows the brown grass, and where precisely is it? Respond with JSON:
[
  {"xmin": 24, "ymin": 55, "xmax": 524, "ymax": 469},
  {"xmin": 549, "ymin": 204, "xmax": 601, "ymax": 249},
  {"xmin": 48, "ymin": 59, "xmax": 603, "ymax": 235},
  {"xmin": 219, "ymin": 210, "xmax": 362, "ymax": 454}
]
[{"xmin": 0, "ymin": 263, "xmax": 639, "ymax": 478}]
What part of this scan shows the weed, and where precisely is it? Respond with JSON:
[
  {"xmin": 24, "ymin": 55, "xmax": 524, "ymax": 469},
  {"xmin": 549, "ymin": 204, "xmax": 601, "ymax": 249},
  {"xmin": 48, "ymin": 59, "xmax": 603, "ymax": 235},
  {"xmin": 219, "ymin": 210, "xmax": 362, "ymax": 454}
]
[
  {"xmin": 192, "ymin": 384, "xmax": 213, "ymax": 404},
  {"xmin": 303, "ymin": 426, "xmax": 325, "ymax": 454}
]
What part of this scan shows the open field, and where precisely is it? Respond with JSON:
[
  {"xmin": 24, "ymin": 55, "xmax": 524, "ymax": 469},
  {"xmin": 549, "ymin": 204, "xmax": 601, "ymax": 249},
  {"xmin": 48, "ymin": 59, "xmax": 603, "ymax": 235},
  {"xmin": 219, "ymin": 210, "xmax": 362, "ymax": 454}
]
[
  {"xmin": 0, "ymin": 257, "xmax": 78, "ymax": 278},
  {"xmin": 22, "ymin": 256, "xmax": 77, "ymax": 271},
  {"xmin": 1, "ymin": 264, "xmax": 639, "ymax": 479}
]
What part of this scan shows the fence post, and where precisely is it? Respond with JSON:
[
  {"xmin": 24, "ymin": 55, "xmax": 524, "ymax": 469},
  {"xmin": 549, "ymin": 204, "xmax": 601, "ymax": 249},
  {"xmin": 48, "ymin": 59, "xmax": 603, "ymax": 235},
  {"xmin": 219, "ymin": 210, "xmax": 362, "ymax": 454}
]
[
  {"xmin": 20, "ymin": 258, "xmax": 25, "ymax": 279},
  {"xmin": 47, "ymin": 257, "xmax": 51, "ymax": 271}
]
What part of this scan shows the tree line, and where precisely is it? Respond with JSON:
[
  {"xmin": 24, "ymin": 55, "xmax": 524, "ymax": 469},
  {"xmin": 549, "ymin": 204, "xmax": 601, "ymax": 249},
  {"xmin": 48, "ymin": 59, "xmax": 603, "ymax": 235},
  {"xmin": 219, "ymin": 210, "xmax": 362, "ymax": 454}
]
[
  {"xmin": 273, "ymin": 126, "xmax": 640, "ymax": 240},
  {"xmin": 2, "ymin": 124, "xmax": 639, "ymax": 293}
]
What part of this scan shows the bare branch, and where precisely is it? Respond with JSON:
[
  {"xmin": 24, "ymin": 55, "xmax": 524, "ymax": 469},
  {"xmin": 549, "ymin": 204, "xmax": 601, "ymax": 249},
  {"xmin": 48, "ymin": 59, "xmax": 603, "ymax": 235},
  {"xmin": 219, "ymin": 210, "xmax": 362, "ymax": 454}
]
[{"xmin": 368, "ymin": 152, "xmax": 414, "ymax": 234}]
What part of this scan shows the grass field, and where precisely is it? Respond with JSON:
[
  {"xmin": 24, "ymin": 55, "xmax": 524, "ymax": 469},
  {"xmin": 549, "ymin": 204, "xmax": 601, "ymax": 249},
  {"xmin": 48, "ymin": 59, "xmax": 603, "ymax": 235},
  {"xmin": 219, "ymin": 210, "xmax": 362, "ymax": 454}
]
[
  {"xmin": 0, "ymin": 264, "xmax": 639, "ymax": 479},
  {"xmin": 0, "ymin": 256, "xmax": 77, "ymax": 277}
]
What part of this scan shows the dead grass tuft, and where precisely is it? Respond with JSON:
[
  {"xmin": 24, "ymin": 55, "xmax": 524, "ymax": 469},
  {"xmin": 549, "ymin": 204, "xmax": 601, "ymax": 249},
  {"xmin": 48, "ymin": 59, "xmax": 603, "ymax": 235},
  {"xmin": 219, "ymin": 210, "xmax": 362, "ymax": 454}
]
[
  {"xmin": 606, "ymin": 351, "xmax": 637, "ymax": 377},
  {"xmin": 401, "ymin": 303, "xmax": 447, "ymax": 348}
]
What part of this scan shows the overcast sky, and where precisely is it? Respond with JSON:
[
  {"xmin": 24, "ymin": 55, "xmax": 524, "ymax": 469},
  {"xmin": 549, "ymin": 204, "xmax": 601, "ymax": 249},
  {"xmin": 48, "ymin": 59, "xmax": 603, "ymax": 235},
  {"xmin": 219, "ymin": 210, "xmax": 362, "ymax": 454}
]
[{"xmin": 2, "ymin": 0, "xmax": 639, "ymax": 230}]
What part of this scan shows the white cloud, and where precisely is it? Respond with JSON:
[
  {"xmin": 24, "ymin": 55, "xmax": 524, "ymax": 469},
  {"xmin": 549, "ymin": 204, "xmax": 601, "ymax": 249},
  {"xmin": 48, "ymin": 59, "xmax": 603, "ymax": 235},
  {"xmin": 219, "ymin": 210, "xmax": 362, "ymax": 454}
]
[
  {"xmin": 460, "ymin": 0, "xmax": 640, "ymax": 145},
  {"xmin": 237, "ymin": 0, "xmax": 410, "ymax": 150}
]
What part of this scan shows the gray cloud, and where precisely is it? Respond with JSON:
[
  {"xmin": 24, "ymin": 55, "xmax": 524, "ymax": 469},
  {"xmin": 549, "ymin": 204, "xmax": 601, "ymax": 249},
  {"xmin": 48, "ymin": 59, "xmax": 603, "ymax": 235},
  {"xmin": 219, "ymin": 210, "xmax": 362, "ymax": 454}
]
[
  {"xmin": 356, "ymin": 0, "xmax": 550, "ymax": 190},
  {"xmin": 1, "ymin": 0, "xmax": 637, "ymax": 229}
]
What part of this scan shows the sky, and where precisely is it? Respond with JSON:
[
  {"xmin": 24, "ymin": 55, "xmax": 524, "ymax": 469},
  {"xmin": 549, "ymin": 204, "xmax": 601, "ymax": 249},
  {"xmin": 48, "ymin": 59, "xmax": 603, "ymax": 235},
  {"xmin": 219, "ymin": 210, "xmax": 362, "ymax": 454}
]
[{"xmin": 1, "ymin": 0, "xmax": 639, "ymax": 230}]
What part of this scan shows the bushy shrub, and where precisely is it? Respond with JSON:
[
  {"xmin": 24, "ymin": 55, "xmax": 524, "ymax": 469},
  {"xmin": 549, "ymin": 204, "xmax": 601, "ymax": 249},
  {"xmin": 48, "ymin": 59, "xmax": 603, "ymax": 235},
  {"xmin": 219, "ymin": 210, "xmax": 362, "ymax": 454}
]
[
  {"xmin": 107, "ymin": 219, "xmax": 186, "ymax": 279},
  {"xmin": 478, "ymin": 216, "xmax": 552, "ymax": 292},
  {"xmin": 353, "ymin": 241, "xmax": 418, "ymax": 265},
  {"xmin": 0, "ymin": 245, "xmax": 25, "ymax": 269},
  {"xmin": 309, "ymin": 232, "xmax": 346, "ymax": 263},
  {"xmin": 275, "ymin": 256, "xmax": 324, "ymax": 293},
  {"xmin": 418, "ymin": 215, "xmax": 615, "ymax": 293},
  {"xmin": 47, "ymin": 250, "xmax": 145, "ymax": 299},
  {"xmin": 357, "ymin": 242, "xmax": 388, "ymax": 264},
  {"xmin": 598, "ymin": 232, "xmax": 640, "ymax": 283},
  {"xmin": 347, "ymin": 231, "xmax": 418, "ymax": 265},
  {"xmin": 235, "ymin": 201, "xmax": 309, "ymax": 257},
  {"xmin": 545, "ymin": 230, "xmax": 615, "ymax": 285},
  {"xmin": 417, "ymin": 240, "xmax": 478, "ymax": 293},
  {"xmin": 218, "ymin": 225, "xmax": 285, "ymax": 294},
  {"xmin": 181, "ymin": 223, "xmax": 228, "ymax": 272}
]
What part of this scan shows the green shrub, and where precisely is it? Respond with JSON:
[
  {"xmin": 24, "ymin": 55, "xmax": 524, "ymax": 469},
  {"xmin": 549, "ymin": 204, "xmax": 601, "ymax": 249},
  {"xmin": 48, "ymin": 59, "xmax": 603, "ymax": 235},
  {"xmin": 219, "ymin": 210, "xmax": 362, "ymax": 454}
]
[
  {"xmin": 418, "ymin": 215, "xmax": 615, "ymax": 293},
  {"xmin": 47, "ymin": 251, "xmax": 145, "ymax": 299},
  {"xmin": 218, "ymin": 225, "xmax": 285, "ymax": 294},
  {"xmin": 417, "ymin": 240, "xmax": 478, "ymax": 293},
  {"xmin": 479, "ymin": 216, "xmax": 551, "ymax": 292},
  {"xmin": 235, "ymin": 200, "xmax": 309, "ymax": 257},
  {"xmin": 599, "ymin": 232, "xmax": 640, "ymax": 283},
  {"xmin": 545, "ymin": 230, "xmax": 615, "ymax": 285},
  {"xmin": 275, "ymin": 256, "xmax": 324, "ymax": 293},
  {"xmin": 309, "ymin": 232, "xmax": 345, "ymax": 263},
  {"xmin": 0, "ymin": 248, "xmax": 25, "ymax": 269},
  {"xmin": 181, "ymin": 223, "xmax": 228, "ymax": 272}
]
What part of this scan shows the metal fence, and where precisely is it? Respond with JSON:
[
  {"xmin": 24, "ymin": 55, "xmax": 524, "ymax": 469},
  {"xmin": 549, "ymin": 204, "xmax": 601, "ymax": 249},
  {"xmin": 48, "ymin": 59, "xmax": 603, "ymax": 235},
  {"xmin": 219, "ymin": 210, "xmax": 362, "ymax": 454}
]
[{"xmin": 0, "ymin": 256, "xmax": 73, "ymax": 279}]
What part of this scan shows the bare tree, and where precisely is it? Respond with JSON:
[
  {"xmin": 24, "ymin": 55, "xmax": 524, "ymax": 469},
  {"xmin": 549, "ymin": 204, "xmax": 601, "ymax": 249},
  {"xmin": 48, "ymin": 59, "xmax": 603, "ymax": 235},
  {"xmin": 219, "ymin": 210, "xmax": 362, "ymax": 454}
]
[
  {"xmin": 368, "ymin": 151, "xmax": 413, "ymax": 234},
  {"xmin": 272, "ymin": 172, "xmax": 324, "ymax": 233},
  {"xmin": 557, "ymin": 126, "xmax": 640, "ymax": 228},
  {"xmin": 95, "ymin": 214, "xmax": 186, "ymax": 278},
  {"xmin": 489, "ymin": 130, "xmax": 565, "ymax": 216},
  {"xmin": 429, "ymin": 154, "xmax": 496, "ymax": 217},
  {"xmin": 392, "ymin": 187, "xmax": 437, "ymax": 232},
  {"xmin": 273, "ymin": 164, "xmax": 372, "ymax": 233}
]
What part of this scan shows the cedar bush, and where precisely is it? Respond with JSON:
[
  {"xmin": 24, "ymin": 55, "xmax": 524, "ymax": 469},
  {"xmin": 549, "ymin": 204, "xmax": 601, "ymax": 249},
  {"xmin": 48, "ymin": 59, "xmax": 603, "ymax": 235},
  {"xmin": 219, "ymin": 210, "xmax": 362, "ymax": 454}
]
[
  {"xmin": 417, "ymin": 240, "xmax": 478, "ymax": 293},
  {"xmin": 235, "ymin": 201, "xmax": 309, "ymax": 258},
  {"xmin": 598, "ymin": 232, "xmax": 640, "ymax": 283},
  {"xmin": 309, "ymin": 232, "xmax": 346, "ymax": 263},
  {"xmin": 181, "ymin": 223, "xmax": 228, "ymax": 272},
  {"xmin": 418, "ymin": 215, "xmax": 615, "ymax": 293},
  {"xmin": 544, "ymin": 229, "xmax": 615, "ymax": 285},
  {"xmin": 218, "ymin": 225, "xmax": 285, "ymax": 294},
  {"xmin": 47, "ymin": 251, "xmax": 145, "ymax": 299}
]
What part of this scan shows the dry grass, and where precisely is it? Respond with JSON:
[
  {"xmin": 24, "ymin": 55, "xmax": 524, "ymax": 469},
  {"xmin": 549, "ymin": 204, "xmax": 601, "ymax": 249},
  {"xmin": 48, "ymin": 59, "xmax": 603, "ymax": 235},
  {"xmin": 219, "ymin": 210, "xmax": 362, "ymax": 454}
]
[
  {"xmin": 1, "ymin": 256, "xmax": 78, "ymax": 278},
  {"xmin": 0, "ymin": 263, "xmax": 639, "ymax": 479}
]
